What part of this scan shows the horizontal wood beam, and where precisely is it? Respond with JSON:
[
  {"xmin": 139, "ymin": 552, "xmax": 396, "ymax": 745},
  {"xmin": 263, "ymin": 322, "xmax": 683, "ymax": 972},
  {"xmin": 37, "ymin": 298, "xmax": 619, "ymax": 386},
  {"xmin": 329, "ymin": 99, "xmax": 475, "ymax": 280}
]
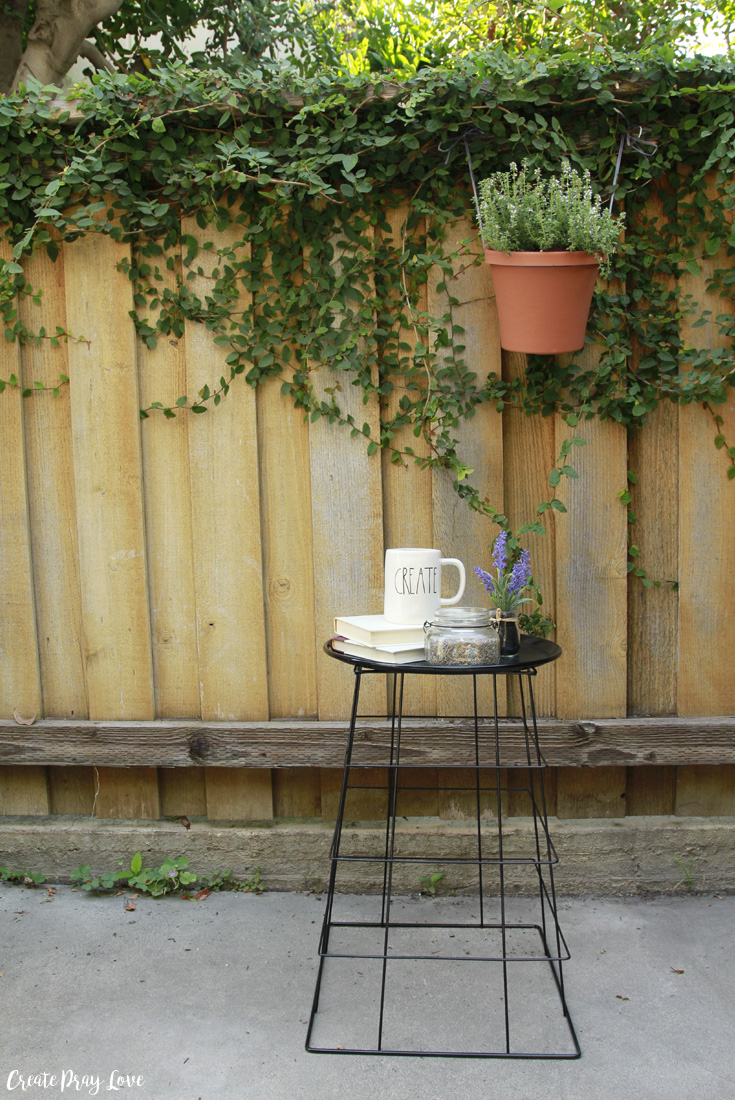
[{"xmin": 0, "ymin": 716, "xmax": 733, "ymax": 768}]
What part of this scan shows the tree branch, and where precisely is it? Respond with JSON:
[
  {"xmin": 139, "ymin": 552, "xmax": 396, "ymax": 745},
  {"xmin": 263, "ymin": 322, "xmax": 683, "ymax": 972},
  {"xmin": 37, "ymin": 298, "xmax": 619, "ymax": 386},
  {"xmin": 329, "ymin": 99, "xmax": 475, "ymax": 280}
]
[
  {"xmin": 11, "ymin": 0, "xmax": 123, "ymax": 92},
  {"xmin": 78, "ymin": 38, "xmax": 115, "ymax": 73}
]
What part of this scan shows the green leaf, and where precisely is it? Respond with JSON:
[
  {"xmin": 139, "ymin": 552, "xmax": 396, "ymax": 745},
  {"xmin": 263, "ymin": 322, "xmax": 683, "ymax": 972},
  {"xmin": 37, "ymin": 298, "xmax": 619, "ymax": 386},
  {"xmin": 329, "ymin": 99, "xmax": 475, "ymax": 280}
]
[
  {"xmin": 548, "ymin": 468, "xmax": 561, "ymax": 487},
  {"xmin": 151, "ymin": 117, "xmax": 166, "ymax": 133},
  {"xmin": 130, "ymin": 851, "xmax": 142, "ymax": 875},
  {"xmin": 176, "ymin": 396, "xmax": 187, "ymax": 407}
]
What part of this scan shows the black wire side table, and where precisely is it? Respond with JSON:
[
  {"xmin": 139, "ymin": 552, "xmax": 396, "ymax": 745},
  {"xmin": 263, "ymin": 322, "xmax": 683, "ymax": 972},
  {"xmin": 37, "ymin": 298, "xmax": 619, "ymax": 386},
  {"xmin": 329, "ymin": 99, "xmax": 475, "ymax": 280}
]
[{"xmin": 305, "ymin": 637, "xmax": 580, "ymax": 1060}]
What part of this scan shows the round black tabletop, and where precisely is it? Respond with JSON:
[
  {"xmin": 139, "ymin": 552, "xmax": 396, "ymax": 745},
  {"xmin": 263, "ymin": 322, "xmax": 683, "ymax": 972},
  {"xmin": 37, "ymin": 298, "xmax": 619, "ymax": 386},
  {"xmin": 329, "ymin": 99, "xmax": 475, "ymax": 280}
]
[{"xmin": 324, "ymin": 636, "xmax": 561, "ymax": 675}]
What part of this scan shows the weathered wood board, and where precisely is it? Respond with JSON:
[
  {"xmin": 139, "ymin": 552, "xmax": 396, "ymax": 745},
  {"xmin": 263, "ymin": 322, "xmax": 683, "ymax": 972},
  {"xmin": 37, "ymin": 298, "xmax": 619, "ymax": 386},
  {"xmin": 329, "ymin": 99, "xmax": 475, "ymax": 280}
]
[
  {"xmin": 64, "ymin": 232, "xmax": 154, "ymax": 722},
  {"xmin": 2, "ymin": 716, "xmax": 732, "ymax": 768}
]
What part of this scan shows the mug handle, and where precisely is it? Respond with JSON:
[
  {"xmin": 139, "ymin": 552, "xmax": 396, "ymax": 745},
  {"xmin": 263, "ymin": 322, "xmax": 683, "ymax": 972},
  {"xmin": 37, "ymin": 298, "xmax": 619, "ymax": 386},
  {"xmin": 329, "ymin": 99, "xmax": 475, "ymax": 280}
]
[{"xmin": 440, "ymin": 558, "xmax": 466, "ymax": 606}]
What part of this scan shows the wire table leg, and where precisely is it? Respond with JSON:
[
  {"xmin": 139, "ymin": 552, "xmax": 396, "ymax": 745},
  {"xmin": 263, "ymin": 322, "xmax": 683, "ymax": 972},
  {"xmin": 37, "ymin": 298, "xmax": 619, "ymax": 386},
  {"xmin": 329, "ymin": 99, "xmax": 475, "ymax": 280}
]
[
  {"xmin": 376, "ymin": 672, "xmax": 404, "ymax": 1051},
  {"xmin": 472, "ymin": 674, "xmax": 485, "ymax": 927}
]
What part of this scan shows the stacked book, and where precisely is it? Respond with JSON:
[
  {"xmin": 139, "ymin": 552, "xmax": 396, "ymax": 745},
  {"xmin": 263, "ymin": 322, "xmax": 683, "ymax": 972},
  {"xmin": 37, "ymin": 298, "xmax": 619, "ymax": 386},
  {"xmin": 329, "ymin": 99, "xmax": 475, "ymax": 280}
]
[{"xmin": 331, "ymin": 614, "xmax": 426, "ymax": 664}]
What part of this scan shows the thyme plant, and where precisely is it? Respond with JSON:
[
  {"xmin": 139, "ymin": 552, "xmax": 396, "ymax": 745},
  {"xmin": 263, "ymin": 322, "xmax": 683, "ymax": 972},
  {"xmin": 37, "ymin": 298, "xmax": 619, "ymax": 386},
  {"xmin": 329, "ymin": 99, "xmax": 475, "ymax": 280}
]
[{"xmin": 478, "ymin": 161, "xmax": 623, "ymax": 272}]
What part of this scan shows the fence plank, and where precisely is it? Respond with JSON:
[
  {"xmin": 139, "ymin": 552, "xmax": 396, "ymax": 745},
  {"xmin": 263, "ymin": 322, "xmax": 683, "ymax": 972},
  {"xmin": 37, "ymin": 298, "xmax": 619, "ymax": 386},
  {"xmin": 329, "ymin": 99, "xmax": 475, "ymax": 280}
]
[
  {"xmin": 0, "ymin": 247, "xmax": 42, "ymax": 723},
  {"xmin": 0, "ymin": 245, "xmax": 46, "ymax": 814},
  {"xmin": 503, "ymin": 350, "xmax": 557, "ymax": 717},
  {"xmin": 20, "ymin": 246, "xmax": 88, "ymax": 718},
  {"xmin": 506, "ymin": 765, "xmax": 557, "ymax": 819},
  {"xmin": 436, "ymin": 767, "xmax": 507, "ymax": 818},
  {"xmin": 183, "ymin": 214, "xmax": 269, "ymax": 723},
  {"xmin": 205, "ymin": 767, "xmax": 274, "ymax": 820},
  {"xmin": 397, "ymin": 767, "xmax": 441, "ymax": 816},
  {"xmin": 678, "ymin": 411, "xmax": 735, "ymax": 715},
  {"xmin": 64, "ymin": 232, "xmax": 154, "ymax": 720},
  {"xmin": 554, "ymin": 409, "xmax": 627, "ymax": 819},
  {"xmin": 258, "ymin": 375, "xmax": 318, "ymax": 719},
  {"xmin": 554, "ymin": 413, "xmax": 627, "ymax": 718},
  {"xmin": 0, "ymin": 766, "xmax": 48, "ymax": 814},
  {"xmin": 137, "ymin": 245, "xmax": 200, "ymax": 720},
  {"xmin": 272, "ymin": 767, "xmax": 322, "ymax": 818},
  {"xmin": 309, "ymin": 228, "xmax": 385, "ymax": 720},
  {"xmin": 381, "ymin": 203, "xmax": 436, "ymax": 717},
  {"xmin": 628, "ymin": 404, "xmax": 679, "ymax": 715},
  {"xmin": 93, "ymin": 767, "xmax": 160, "ymax": 819},
  {"xmin": 628, "ymin": 189, "xmax": 679, "ymax": 718},
  {"xmin": 158, "ymin": 767, "xmax": 207, "ymax": 818},
  {"xmin": 321, "ymin": 766, "xmax": 389, "ymax": 821},
  {"xmin": 437, "ymin": 768, "xmax": 478, "ymax": 819},
  {"xmin": 626, "ymin": 766, "xmax": 676, "ymax": 816},
  {"xmin": 427, "ymin": 215, "xmax": 505, "ymax": 718},
  {"xmin": 556, "ymin": 766, "xmax": 627, "ymax": 818},
  {"xmin": 678, "ymin": 187, "xmax": 735, "ymax": 715},
  {"xmin": 257, "ymin": 232, "xmax": 317, "ymax": 719},
  {"xmin": 319, "ymin": 768, "xmax": 342, "ymax": 820},
  {"xmin": 48, "ymin": 766, "xmax": 95, "ymax": 814},
  {"xmin": 181, "ymin": 215, "xmax": 271, "ymax": 820},
  {"xmin": 676, "ymin": 765, "xmax": 735, "ymax": 815}
]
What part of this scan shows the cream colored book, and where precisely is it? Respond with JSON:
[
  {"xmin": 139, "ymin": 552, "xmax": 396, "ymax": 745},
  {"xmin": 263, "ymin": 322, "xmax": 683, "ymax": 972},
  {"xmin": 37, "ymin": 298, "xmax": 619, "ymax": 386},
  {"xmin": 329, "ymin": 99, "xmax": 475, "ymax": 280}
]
[
  {"xmin": 331, "ymin": 637, "xmax": 425, "ymax": 664},
  {"xmin": 333, "ymin": 613, "xmax": 425, "ymax": 645}
]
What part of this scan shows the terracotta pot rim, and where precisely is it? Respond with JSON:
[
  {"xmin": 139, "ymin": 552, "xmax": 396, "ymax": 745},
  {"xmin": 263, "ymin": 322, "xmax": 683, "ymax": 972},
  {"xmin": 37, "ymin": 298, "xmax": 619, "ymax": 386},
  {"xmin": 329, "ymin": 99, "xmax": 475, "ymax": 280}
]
[{"xmin": 483, "ymin": 249, "xmax": 600, "ymax": 268}]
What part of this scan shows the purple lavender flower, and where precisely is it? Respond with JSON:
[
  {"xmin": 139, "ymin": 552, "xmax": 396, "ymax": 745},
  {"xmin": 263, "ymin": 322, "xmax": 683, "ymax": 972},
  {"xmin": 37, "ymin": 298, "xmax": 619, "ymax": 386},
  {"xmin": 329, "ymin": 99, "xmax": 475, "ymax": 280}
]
[
  {"xmin": 492, "ymin": 530, "xmax": 508, "ymax": 572},
  {"xmin": 508, "ymin": 549, "xmax": 531, "ymax": 595},
  {"xmin": 474, "ymin": 565, "xmax": 496, "ymax": 597}
]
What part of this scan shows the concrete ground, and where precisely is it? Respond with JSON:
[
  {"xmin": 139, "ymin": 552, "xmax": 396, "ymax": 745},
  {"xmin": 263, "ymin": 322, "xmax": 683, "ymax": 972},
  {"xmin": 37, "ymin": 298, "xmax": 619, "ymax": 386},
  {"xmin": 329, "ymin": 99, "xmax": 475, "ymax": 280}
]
[{"xmin": 0, "ymin": 885, "xmax": 733, "ymax": 1100}]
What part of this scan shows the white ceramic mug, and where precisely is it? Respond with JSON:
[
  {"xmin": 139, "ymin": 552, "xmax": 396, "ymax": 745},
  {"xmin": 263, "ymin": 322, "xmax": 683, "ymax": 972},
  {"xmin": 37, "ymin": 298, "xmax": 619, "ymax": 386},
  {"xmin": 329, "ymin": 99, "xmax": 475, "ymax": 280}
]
[{"xmin": 383, "ymin": 548, "xmax": 466, "ymax": 624}]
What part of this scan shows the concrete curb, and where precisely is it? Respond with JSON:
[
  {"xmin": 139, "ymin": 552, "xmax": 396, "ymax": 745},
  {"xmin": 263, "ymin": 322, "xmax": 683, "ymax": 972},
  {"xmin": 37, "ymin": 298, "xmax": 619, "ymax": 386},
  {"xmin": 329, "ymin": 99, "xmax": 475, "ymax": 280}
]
[{"xmin": 0, "ymin": 813, "xmax": 733, "ymax": 894}]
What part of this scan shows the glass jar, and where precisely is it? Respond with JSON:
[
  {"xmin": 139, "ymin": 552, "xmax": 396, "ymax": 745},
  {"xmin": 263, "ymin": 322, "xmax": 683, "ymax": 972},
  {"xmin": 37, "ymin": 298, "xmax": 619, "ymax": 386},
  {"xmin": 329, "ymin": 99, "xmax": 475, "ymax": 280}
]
[{"xmin": 424, "ymin": 606, "xmax": 500, "ymax": 666}]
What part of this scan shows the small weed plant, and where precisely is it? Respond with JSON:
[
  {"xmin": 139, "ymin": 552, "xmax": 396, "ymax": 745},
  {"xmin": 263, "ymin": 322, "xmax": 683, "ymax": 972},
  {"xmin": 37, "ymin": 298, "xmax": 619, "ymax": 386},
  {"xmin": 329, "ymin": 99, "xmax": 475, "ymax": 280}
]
[
  {"xmin": 673, "ymin": 855, "xmax": 698, "ymax": 893},
  {"xmin": 419, "ymin": 871, "xmax": 445, "ymax": 896},
  {"xmin": 0, "ymin": 865, "xmax": 45, "ymax": 886},
  {"xmin": 71, "ymin": 853, "xmax": 263, "ymax": 897}
]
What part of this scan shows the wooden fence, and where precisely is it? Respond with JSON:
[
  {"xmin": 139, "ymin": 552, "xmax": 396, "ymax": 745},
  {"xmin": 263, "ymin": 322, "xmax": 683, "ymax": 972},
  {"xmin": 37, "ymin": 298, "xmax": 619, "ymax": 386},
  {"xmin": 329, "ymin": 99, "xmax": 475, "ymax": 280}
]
[{"xmin": 1, "ymin": 201, "xmax": 734, "ymax": 825}]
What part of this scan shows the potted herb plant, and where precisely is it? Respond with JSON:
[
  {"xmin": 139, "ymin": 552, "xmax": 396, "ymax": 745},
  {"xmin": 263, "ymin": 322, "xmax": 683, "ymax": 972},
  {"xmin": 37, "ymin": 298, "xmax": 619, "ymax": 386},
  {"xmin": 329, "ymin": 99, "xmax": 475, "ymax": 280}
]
[
  {"xmin": 477, "ymin": 160, "xmax": 623, "ymax": 354},
  {"xmin": 475, "ymin": 531, "xmax": 536, "ymax": 657}
]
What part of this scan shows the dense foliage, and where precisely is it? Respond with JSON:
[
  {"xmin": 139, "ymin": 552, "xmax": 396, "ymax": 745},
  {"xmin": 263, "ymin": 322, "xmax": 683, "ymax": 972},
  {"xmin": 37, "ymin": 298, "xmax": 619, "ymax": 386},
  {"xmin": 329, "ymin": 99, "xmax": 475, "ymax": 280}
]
[
  {"xmin": 1, "ymin": 49, "xmax": 735, "ymax": 613},
  {"xmin": 6, "ymin": 0, "xmax": 735, "ymax": 92}
]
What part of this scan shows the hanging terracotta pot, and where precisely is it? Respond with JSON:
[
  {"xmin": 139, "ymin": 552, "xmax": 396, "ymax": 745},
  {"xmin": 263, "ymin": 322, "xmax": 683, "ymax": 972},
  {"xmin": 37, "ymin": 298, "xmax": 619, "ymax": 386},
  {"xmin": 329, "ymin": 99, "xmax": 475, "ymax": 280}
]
[{"xmin": 484, "ymin": 250, "xmax": 600, "ymax": 354}]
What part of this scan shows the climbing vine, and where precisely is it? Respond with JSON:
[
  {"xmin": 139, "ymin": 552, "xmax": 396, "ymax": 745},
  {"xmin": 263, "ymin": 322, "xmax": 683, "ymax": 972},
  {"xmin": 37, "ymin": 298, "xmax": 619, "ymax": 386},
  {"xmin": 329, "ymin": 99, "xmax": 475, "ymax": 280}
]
[{"xmin": 2, "ymin": 48, "xmax": 735, "ymax": 625}]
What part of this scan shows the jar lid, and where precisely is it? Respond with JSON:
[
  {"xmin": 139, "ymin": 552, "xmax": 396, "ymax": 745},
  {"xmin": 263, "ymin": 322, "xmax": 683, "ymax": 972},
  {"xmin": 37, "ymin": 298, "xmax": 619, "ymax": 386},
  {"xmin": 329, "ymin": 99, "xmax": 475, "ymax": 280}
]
[{"xmin": 429, "ymin": 606, "xmax": 492, "ymax": 627}]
